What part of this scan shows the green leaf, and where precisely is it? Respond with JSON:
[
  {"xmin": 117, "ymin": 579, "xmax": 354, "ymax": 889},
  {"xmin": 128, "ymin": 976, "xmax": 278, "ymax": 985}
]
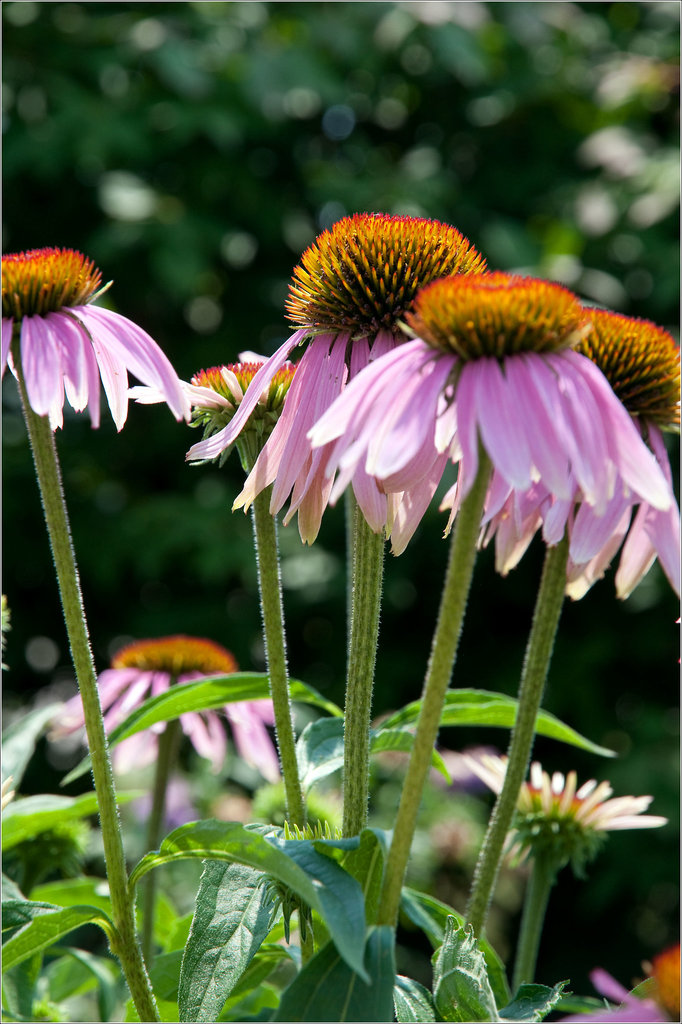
[
  {"xmin": 129, "ymin": 820, "xmax": 367, "ymax": 980},
  {"xmin": 178, "ymin": 861, "xmax": 274, "ymax": 1022},
  {"xmin": 432, "ymin": 917, "xmax": 499, "ymax": 1023},
  {"xmin": 297, "ymin": 719, "xmax": 449, "ymax": 793},
  {"xmin": 150, "ymin": 950, "xmax": 184, "ymax": 1003},
  {"xmin": 1, "ymin": 954, "xmax": 42, "ymax": 1021},
  {"xmin": 2, "ymin": 793, "xmax": 141, "ymax": 851},
  {"xmin": 63, "ymin": 675, "xmax": 342, "ymax": 785},
  {"xmin": 393, "ymin": 975, "xmax": 437, "ymax": 1022},
  {"xmin": 499, "ymin": 981, "xmax": 568, "ymax": 1022},
  {"xmin": 382, "ymin": 689, "xmax": 615, "ymax": 758},
  {"xmin": 1, "ymin": 704, "xmax": 62, "ymax": 790},
  {"xmin": 2, "ymin": 903, "xmax": 114, "ymax": 970},
  {"xmin": 316, "ymin": 828, "xmax": 388, "ymax": 926},
  {"xmin": 273, "ymin": 926, "xmax": 396, "ymax": 1022},
  {"xmin": 48, "ymin": 947, "xmax": 120, "ymax": 1023},
  {"xmin": 400, "ymin": 888, "xmax": 510, "ymax": 1009},
  {"xmin": 31, "ymin": 878, "xmax": 113, "ymax": 920}
]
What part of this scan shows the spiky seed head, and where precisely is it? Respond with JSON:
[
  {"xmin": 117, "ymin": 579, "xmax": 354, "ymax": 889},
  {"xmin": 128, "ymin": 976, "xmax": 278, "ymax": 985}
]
[
  {"xmin": 2, "ymin": 247, "xmax": 105, "ymax": 319},
  {"xmin": 577, "ymin": 309, "xmax": 680, "ymax": 431},
  {"xmin": 408, "ymin": 272, "xmax": 588, "ymax": 360},
  {"xmin": 112, "ymin": 635, "xmax": 237, "ymax": 676},
  {"xmin": 285, "ymin": 212, "xmax": 487, "ymax": 336}
]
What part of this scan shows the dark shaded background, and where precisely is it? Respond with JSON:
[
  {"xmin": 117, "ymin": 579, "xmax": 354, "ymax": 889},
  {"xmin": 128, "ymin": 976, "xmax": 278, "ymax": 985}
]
[{"xmin": 2, "ymin": 0, "xmax": 679, "ymax": 1003}]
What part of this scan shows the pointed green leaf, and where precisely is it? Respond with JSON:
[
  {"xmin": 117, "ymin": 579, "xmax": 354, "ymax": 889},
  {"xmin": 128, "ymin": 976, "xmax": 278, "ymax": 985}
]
[
  {"xmin": 382, "ymin": 689, "xmax": 615, "ymax": 757},
  {"xmin": 2, "ymin": 903, "xmax": 114, "ymax": 970},
  {"xmin": 273, "ymin": 926, "xmax": 396, "ymax": 1022},
  {"xmin": 499, "ymin": 981, "xmax": 568, "ymax": 1022},
  {"xmin": 315, "ymin": 828, "xmax": 388, "ymax": 925},
  {"xmin": 63, "ymin": 675, "xmax": 342, "ymax": 785},
  {"xmin": 2, "ymin": 792, "xmax": 141, "ymax": 851},
  {"xmin": 2, "ymin": 704, "xmax": 62, "ymax": 790},
  {"xmin": 48, "ymin": 947, "xmax": 120, "ymax": 1023},
  {"xmin": 394, "ymin": 975, "xmax": 437, "ymax": 1022},
  {"xmin": 129, "ymin": 820, "xmax": 367, "ymax": 980},
  {"xmin": 297, "ymin": 718, "xmax": 449, "ymax": 793},
  {"xmin": 178, "ymin": 861, "xmax": 273, "ymax": 1022},
  {"xmin": 1, "ymin": 954, "xmax": 42, "ymax": 1020},
  {"xmin": 432, "ymin": 917, "xmax": 499, "ymax": 1023},
  {"xmin": 400, "ymin": 888, "xmax": 510, "ymax": 1009}
]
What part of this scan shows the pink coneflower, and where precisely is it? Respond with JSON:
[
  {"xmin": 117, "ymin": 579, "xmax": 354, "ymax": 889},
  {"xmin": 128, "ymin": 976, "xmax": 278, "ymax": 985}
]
[
  {"xmin": 560, "ymin": 944, "xmax": 680, "ymax": 1023},
  {"xmin": 465, "ymin": 752, "xmax": 667, "ymax": 870},
  {"xmin": 185, "ymin": 213, "xmax": 486, "ymax": 543},
  {"xmin": 477, "ymin": 311, "xmax": 680, "ymax": 598},
  {"xmin": 309, "ymin": 274, "xmax": 671, "ymax": 551},
  {"xmin": 51, "ymin": 635, "xmax": 280, "ymax": 782},
  {"xmin": 2, "ymin": 247, "xmax": 190, "ymax": 429}
]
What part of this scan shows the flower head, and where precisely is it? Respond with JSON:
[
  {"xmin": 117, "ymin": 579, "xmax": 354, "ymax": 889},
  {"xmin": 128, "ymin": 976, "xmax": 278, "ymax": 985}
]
[
  {"xmin": 51, "ymin": 634, "xmax": 280, "ymax": 781},
  {"xmin": 465, "ymin": 753, "xmax": 667, "ymax": 876},
  {"xmin": 2, "ymin": 247, "xmax": 190, "ymax": 430},
  {"xmin": 186, "ymin": 213, "xmax": 486, "ymax": 544},
  {"xmin": 559, "ymin": 945, "xmax": 680, "ymax": 1023},
  {"xmin": 286, "ymin": 212, "xmax": 486, "ymax": 336},
  {"xmin": 309, "ymin": 273, "xmax": 670, "ymax": 554}
]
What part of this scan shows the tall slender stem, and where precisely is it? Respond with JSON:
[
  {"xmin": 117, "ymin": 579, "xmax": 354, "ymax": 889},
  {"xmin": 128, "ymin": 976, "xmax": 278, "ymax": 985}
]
[
  {"xmin": 342, "ymin": 501, "xmax": 385, "ymax": 837},
  {"xmin": 15, "ymin": 360, "xmax": 159, "ymax": 1022},
  {"xmin": 377, "ymin": 452, "xmax": 492, "ymax": 926},
  {"xmin": 248, "ymin": 481, "xmax": 306, "ymax": 827},
  {"xmin": 512, "ymin": 854, "xmax": 556, "ymax": 990},
  {"xmin": 142, "ymin": 717, "xmax": 182, "ymax": 964},
  {"xmin": 466, "ymin": 533, "xmax": 569, "ymax": 936}
]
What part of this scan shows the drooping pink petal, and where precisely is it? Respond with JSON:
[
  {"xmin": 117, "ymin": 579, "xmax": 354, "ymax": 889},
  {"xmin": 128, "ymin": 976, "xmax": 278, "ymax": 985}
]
[
  {"xmin": 504, "ymin": 355, "xmax": 573, "ymax": 500},
  {"xmin": 570, "ymin": 489, "xmax": 631, "ymax": 564},
  {"xmin": 73, "ymin": 306, "xmax": 191, "ymax": 423},
  {"xmin": 20, "ymin": 315, "xmax": 64, "ymax": 420},
  {"xmin": 562, "ymin": 350, "xmax": 670, "ymax": 511},
  {"xmin": 51, "ymin": 312, "xmax": 101, "ymax": 423},
  {"xmin": 472, "ymin": 357, "xmax": 535, "ymax": 491},
  {"xmin": 226, "ymin": 701, "xmax": 281, "ymax": 783},
  {"xmin": 187, "ymin": 329, "xmax": 307, "ymax": 461},
  {"xmin": 180, "ymin": 710, "xmax": 227, "ymax": 773},
  {"xmin": 2, "ymin": 318, "xmax": 12, "ymax": 377},
  {"xmin": 566, "ymin": 508, "xmax": 631, "ymax": 601},
  {"xmin": 450, "ymin": 362, "xmax": 480, "ymax": 498},
  {"xmin": 390, "ymin": 451, "xmax": 450, "ymax": 555}
]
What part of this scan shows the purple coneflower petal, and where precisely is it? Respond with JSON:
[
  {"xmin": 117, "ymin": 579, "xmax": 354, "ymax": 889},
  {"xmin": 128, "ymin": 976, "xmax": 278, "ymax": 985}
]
[
  {"xmin": 20, "ymin": 315, "xmax": 64, "ymax": 421},
  {"xmin": 473, "ymin": 358, "xmax": 533, "ymax": 491},
  {"xmin": 2, "ymin": 318, "xmax": 12, "ymax": 377},
  {"xmin": 570, "ymin": 490, "xmax": 631, "ymax": 564},
  {"xmin": 54, "ymin": 313, "xmax": 99, "ymax": 419},
  {"xmin": 74, "ymin": 306, "xmax": 191, "ymax": 424},
  {"xmin": 226, "ymin": 702, "xmax": 281, "ymax": 784},
  {"xmin": 187, "ymin": 329, "xmax": 307, "ymax": 462},
  {"xmin": 180, "ymin": 710, "xmax": 227, "ymax": 773}
]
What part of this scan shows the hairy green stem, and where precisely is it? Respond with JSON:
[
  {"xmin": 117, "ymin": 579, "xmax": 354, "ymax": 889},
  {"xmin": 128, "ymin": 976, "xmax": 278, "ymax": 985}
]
[
  {"xmin": 512, "ymin": 853, "xmax": 557, "ymax": 990},
  {"xmin": 15, "ymin": 357, "xmax": 159, "ymax": 1022},
  {"xmin": 377, "ymin": 453, "xmax": 492, "ymax": 926},
  {"xmin": 466, "ymin": 533, "xmax": 569, "ymax": 937},
  {"xmin": 248, "ymin": 478, "xmax": 306, "ymax": 827},
  {"xmin": 342, "ymin": 501, "xmax": 385, "ymax": 837},
  {"xmin": 142, "ymin": 716, "xmax": 182, "ymax": 964}
]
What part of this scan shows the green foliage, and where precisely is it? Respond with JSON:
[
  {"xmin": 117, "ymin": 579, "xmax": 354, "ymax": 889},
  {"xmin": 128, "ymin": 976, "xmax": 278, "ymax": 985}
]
[
  {"xmin": 2, "ymin": 901, "xmax": 114, "ymax": 971},
  {"xmin": 272, "ymin": 927, "xmax": 396, "ymax": 1023},
  {"xmin": 432, "ymin": 918, "xmax": 499, "ymax": 1022},
  {"xmin": 178, "ymin": 861, "xmax": 275, "ymax": 1022},
  {"xmin": 394, "ymin": 975, "xmax": 437, "ymax": 1023},
  {"xmin": 382, "ymin": 689, "xmax": 615, "ymax": 758},
  {"xmin": 129, "ymin": 820, "xmax": 368, "ymax": 979}
]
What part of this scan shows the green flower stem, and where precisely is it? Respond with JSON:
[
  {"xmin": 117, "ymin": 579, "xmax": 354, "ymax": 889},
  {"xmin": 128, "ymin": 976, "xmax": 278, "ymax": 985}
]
[
  {"xmin": 342, "ymin": 500, "xmax": 385, "ymax": 838},
  {"xmin": 512, "ymin": 853, "xmax": 557, "ymax": 990},
  {"xmin": 246, "ymin": 475, "xmax": 306, "ymax": 827},
  {"xmin": 15, "ymin": 359, "xmax": 159, "ymax": 1023},
  {"xmin": 142, "ymin": 716, "xmax": 182, "ymax": 964},
  {"xmin": 377, "ymin": 452, "xmax": 492, "ymax": 927},
  {"xmin": 466, "ymin": 533, "xmax": 569, "ymax": 937}
]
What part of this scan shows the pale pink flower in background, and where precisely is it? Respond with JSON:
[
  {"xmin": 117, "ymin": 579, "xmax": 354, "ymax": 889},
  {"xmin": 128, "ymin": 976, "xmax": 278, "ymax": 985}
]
[
  {"xmin": 310, "ymin": 276, "xmax": 671, "ymax": 554},
  {"xmin": 2, "ymin": 248, "xmax": 190, "ymax": 430},
  {"xmin": 186, "ymin": 212, "xmax": 487, "ymax": 544},
  {"xmin": 51, "ymin": 635, "xmax": 280, "ymax": 782}
]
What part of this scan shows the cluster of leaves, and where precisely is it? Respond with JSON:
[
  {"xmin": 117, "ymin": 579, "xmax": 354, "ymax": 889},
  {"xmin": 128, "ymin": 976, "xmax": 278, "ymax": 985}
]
[{"xmin": 3, "ymin": 685, "xmax": 613, "ymax": 1021}]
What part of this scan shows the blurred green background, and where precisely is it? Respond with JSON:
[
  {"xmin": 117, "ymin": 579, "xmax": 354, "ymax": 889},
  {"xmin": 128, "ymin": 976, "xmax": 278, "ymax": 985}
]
[{"xmin": 2, "ymin": 0, "xmax": 679, "ymax": 1002}]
